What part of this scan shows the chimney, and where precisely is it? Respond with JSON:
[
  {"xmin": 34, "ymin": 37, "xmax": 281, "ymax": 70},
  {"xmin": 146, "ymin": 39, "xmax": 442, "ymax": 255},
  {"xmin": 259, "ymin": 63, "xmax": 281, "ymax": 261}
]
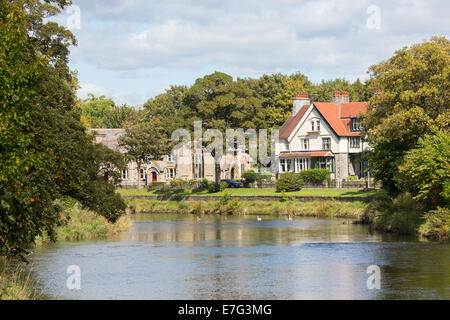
[
  {"xmin": 293, "ymin": 94, "xmax": 310, "ymax": 116},
  {"xmin": 332, "ymin": 91, "xmax": 349, "ymax": 106},
  {"xmin": 332, "ymin": 91, "xmax": 341, "ymax": 105},
  {"xmin": 341, "ymin": 91, "xmax": 350, "ymax": 104}
]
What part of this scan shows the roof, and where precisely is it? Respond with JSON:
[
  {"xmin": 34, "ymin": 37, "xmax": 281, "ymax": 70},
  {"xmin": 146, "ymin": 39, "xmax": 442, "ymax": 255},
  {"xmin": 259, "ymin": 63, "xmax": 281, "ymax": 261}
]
[
  {"xmin": 340, "ymin": 102, "xmax": 367, "ymax": 118},
  {"xmin": 90, "ymin": 129, "xmax": 125, "ymax": 152},
  {"xmin": 279, "ymin": 151, "xmax": 334, "ymax": 158},
  {"xmin": 279, "ymin": 105, "xmax": 309, "ymax": 139},
  {"xmin": 314, "ymin": 102, "xmax": 349, "ymax": 136},
  {"xmin": 278, "ymin": 102, "xmax": 367, "ymax": 138}
]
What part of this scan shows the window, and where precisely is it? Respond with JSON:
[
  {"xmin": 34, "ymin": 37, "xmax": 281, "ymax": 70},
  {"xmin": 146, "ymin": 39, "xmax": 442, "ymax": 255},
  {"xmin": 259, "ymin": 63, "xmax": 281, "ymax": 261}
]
[
  {"xmin": 166, "ymin": 168, "xmax": 176, "ymax": 180},
  {"xmin": 167, "ymin": 154, "xmax": 175, "ymax": 162},
  {"xmin": 280, "ymin": 159, "xmax": 292, "ymax": 173},
  {"xmin": 350, "ymin": 137, "xmax": 361, "ymax": 148},
  {"xmin": 318, "ymin": 158, "xmax": 335, "ymax": 173},
  {"xmin": 322, "ymin": 138, "xmax": 331, "ymax": 150},
  {"xmin": 284, "ymin": 141, "xmax": 290, "ymax": 151},
  {"xmin": 122, "ymin": 169, "xmax": 128, "ymax": 180},
  {"xmin": 316, "ymin": 121, "xmax": 321, "ymax": 132},
  {"xmin": 351, "ymin": 118, "xmax": 362, "ymax": 132},
  {"xmin": 311, "ymin": 121, "xmax": 315, "ymax": 132},
  {"xmin": 301, "ymin": 139, "xmax": 309, "ymax": 151},
  {"xmin": 139, "ymin": 168, "xmax": 145, "ymax": 180},
  {"xmin": 295, "ymin": 158, "xmax": 311, "ymax": 172}
]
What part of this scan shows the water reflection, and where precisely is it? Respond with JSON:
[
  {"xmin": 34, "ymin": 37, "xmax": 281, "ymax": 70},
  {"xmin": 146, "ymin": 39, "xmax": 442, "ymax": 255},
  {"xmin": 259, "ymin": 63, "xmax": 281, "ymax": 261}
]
[{"xmin": 30, "ymin": 214, "xmax": 450, "ymax": 300}]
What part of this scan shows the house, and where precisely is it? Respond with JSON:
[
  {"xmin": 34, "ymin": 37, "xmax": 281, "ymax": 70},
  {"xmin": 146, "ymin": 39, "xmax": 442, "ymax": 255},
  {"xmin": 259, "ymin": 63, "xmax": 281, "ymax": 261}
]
[
  {"xmin": 275, "ymin": 91, "xmax": 369, "ymax": 180},
  {"xmin": 91, "ymin": 129, "xmax": 252, "ymax": 188}
]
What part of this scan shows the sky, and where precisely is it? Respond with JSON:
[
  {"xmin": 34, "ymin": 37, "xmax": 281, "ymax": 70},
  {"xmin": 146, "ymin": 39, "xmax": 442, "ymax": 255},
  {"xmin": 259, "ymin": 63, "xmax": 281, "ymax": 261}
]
[{"xmin": 54, "ymin": 0, "xmax": 449, "ymax": 106}]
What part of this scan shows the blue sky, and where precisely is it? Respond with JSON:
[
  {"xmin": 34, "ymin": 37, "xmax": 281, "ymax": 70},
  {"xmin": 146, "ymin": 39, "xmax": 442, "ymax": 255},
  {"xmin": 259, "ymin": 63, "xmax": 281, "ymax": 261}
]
[{"xmin": 56, "ymin": 0, "xmax": 449, "ymax": 106}]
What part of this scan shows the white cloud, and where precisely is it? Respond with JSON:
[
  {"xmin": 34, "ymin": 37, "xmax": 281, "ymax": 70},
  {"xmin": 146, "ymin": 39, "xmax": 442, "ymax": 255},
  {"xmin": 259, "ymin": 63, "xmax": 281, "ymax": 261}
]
[{"xmin": 77, "ymin": 83, "xmax": 112, "ymax": 99}]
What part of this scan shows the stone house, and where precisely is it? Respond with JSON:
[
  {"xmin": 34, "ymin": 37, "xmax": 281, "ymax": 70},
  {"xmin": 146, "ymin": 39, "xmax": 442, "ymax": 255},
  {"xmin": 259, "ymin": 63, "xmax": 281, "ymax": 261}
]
[
  {"xmin": 91, "ymin": 129, "xmax": 252, "ymax": 188},
  {"xmin": 275, "ymin": 92, "xmax": 370, "ymax": 180}
]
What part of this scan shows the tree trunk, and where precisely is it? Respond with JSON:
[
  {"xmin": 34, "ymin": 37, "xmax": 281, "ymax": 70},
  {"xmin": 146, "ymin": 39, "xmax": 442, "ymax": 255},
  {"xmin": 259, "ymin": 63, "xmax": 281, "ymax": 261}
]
[{"xmin": 215, "ymin": 162, "xmax": 221, "ymax": 184}]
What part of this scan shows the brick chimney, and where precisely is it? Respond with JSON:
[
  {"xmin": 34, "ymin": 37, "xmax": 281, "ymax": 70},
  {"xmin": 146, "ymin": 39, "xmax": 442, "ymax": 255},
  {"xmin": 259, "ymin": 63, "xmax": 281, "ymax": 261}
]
[
  {"xmin": 293, "ymin": 94, "xmax": 310, "ymax": 116},
  {"xmin": 332, "ymin": 91, "xmax": 350, "ymax": 106}
]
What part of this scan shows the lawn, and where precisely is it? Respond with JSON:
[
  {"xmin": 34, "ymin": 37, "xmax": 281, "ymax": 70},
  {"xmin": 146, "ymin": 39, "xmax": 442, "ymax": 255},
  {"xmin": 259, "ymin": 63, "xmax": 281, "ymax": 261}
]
[{"xmin": 117, "ymin": 188, "xmax": 388, "ymax": 198}]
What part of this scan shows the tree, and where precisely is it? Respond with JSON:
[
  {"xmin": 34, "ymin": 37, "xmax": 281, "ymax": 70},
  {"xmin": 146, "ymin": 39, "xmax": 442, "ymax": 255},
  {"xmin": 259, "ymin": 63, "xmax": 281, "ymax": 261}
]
[
  {"xmin": 362, "ymin": 37, "xmax": 450, "ymax": 195},
  {"xmin": 396, "ymin": 131, "xmax": 450, "ymax": 211},
  {"xmin": 80, "ymin": 94, "xmax": 116, "ymax": 128},
  {"xmin": 183, "ymin": 72, "xmax": 265, "ymax": 183},
  {"xmin": 118, "ymin": 117, "xmax": 173, "ymax": 189},
  {"xmin": 0, "ymin": 1, "xmax": 126, "ymax": 258},
  {"xmin": 103, "ymin": 105, "xmax": 138, "ymax": 128}
]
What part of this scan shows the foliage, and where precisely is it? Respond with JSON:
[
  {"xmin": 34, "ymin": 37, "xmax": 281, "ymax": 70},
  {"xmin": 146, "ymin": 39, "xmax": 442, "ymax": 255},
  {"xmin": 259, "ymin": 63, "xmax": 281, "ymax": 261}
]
[
  {"xmin": 362, "ymin": 36, "xmax": 450, "ymax": 196},
  {"xmin": 299, "ymin": 169, "xmax": 331, "ymax": 185},
  {"xmin": 367, "ymin": 193, "xmax": 424, "ymax": 235},
  {"xmin": 102, "ymin": 105, "xmax": 138, "ymax": 129},
  {"xmin": 419, "ymin": 207, "xmax": 450, "ymax": 241},
  {"xmin": 0, "ymin": 1, "xmax": 127, "ymax": 258},
  {"xmin": 183, "ymin": 72, "xmax": 266, "ymax": 182},
  {"xmin": 118, "ymin": 116, "xmax": 173, "ymax": 189},
  {"xmin": 79, "ymin": 94, "xmax": 115, "ymax": 128},
  {"xmin": 276, "ymin": 173, "xmax": 304, "ymax": 192},
  {"xmin": 396, "ymin": 131, "xmax": 450, "ymax": 210},
  {"xmin": 207, "ymin": 181, "xmax": 228, "ymax": 193}
]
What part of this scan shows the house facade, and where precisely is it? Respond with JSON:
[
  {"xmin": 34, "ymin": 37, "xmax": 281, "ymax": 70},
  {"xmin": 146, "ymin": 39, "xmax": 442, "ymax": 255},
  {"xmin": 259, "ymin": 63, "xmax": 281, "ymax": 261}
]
[
  {"xmin": 275, "ymin": 92, "xmax": 369, "ymax": 180},
  {"xmin": 91, "ymin": 129, "xmax": 252, "ymax": 188}
]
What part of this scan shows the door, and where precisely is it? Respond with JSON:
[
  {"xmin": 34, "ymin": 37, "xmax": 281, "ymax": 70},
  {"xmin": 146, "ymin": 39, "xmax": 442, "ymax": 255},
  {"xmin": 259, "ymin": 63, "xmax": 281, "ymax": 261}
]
[{"xmin": 152, "ymin": 172, "xmax": 157, "ymax": 182}]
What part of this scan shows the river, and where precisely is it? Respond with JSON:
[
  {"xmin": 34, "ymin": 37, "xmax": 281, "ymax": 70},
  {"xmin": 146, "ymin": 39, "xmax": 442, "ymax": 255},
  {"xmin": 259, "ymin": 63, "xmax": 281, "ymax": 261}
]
[{"xmin": 30, "ymin": 214, "xmax": 450, "ymax": 300}]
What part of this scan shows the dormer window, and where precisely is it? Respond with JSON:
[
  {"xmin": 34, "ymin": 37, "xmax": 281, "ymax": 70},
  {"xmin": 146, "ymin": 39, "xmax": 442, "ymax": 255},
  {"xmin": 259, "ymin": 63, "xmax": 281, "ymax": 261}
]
[
  {"xmin": 316, "ymin": 121, "xmax": 321, "ymax": 132},
  {"xmin": 351, "ymin": 118, "xmax": 362, "ymax": 132},
  {"xmin": 311, "ymin": 121, "xmax": 315, "ymax": 132}
]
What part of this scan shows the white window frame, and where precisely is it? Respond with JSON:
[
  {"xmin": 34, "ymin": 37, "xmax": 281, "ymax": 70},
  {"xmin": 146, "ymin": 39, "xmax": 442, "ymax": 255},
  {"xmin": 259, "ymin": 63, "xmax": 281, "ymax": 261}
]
[
  {"xmin": 301, "ymin": 138, "xmax": 309, "ymax": 151},
  {"xmin": 139, "ymin": 168, "xmax": 145, "ymax": 180},
  {"xmin": 280, "ymin": 159, "xmax": 292, "ymax": 173},
  {"xmin": 322, "ymin": 138, "xmax": 332, "ymax": 150},
  {"xmin": 167, "ymin": 154, "xmax": 175, "ymax": 162},
  {"xmin": 166, "ymin": 168, "xmax": 176, "ymax": 180},
  {"xmin": 295, "ymin": 158, "xmax": 311, "ymax": 172},
  {"xmin": 122, "ymin": 169, "xmax": 128, "ymax": 180},
  {"xmin": 316, "ymin": 121, "xmax": 321, "ymax": 132},
  {"xmin": 350, "ymin": 137, "xmax": 361, "ymax": 148}
]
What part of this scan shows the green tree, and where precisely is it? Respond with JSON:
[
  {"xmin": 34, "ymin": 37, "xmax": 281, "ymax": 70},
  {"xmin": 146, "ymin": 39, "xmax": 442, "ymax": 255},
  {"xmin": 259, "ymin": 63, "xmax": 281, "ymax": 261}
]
[
  {"xmin": 362, "ymin": 36, "xmax": 450, "ymax": 195},
  {"xmin": 103, "ymin": 105, "xmax": 138, "ymax": 128},
  {"xmin": 397, "ymin": 131, "xmax": 450, "ymax": 210},
  {"xmin": 183, "ymin": 72, "xmax": 265, "ymax": 183},
  {"xmin": 0, "ymin": 1, "xmax": 126, "ymax": 258},
  {"xmin": 80, "ymin": 94, "xmax": 116, "ymax": 128},
  {"xmin": 118, "ymin": 117, "xmax": 173, "ymax": 189}
]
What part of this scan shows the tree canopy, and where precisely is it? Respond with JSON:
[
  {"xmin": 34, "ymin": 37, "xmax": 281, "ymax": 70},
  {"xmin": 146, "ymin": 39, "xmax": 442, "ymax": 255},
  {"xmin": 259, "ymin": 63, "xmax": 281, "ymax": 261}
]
[{"xmin": 0, "ymin": 0, "xmax": 126, "ymax": 258}]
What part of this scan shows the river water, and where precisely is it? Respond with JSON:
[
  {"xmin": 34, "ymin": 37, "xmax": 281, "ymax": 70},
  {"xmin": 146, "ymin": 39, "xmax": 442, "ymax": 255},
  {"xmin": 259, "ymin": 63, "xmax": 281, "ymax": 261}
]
[{"xmin": 30, "ymin": 214, "xmax": 450, "ymax": 300}]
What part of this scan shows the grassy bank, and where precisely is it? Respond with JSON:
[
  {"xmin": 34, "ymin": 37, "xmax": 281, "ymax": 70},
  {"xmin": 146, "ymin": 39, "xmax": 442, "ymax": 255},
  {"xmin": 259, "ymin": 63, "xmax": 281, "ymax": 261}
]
[
  {"xmin": 36, "ymin": 203, "xmax": 131, "ymax": 245},
  {"xmin": 127, "ymin": 197, "xmax": 370, "ymax": 219},
  {"xmin": 0, "ymin": 258, "xmax": 46, "ymax": 300},
  {"xmin": 363, "ymin": 194, "xmax": 449, "ymax": 241},
  {"xmin": 118, "ymin": 188, "xmax": 388, "ymax": 198}
]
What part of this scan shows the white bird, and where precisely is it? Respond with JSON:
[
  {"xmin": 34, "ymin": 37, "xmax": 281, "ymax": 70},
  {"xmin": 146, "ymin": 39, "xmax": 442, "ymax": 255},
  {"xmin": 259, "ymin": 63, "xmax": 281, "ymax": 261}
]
[
  {"xmin": 288, "ymin": 216, "xmax": 293, "ymax": 221},
  {"xmin": 196, "ymin": 216, "xmax": 201, "ymax": 222},
  {"xmin": 257, "ymin": 216, "xmax": 262, "ymax": 221}
]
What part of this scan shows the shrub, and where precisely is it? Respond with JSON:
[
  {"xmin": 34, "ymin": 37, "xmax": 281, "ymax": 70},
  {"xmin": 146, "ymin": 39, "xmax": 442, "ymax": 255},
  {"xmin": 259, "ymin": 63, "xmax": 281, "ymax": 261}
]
[
  {"xmin": 276, "ymin": 172, "xmax": 304, "ymax": 192},
  {"xmin": 419, "ymin": 207, "xmax": 450, "ymax": 241},
  {"xmin": 170, "ymin": 179, "xmax": 188, "ymax": 189},
  {"xmin": 208, "ymin": 181, "xmax": 228, "ymax": 193},
  {"xmin": 147, "ymin": 182, "xmax": 166, "ymax": 189},
  {"xmin": 299, "ymin": 169, "xmax": 331, "ymax": 185}
]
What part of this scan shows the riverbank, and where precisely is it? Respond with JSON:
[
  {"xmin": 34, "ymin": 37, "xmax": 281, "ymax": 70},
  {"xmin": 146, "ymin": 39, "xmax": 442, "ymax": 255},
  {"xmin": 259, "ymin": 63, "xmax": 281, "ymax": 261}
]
[{"xmin": 126, "ymin": 198, "xmax": 370, "ymax": 219}]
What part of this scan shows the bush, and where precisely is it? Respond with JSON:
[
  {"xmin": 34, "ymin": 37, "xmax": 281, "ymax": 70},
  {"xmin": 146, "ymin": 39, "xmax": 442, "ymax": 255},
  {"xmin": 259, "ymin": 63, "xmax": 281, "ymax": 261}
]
[
  {"xmin": 368, "ymin": 193, "xmax": 424, "ymax": 235},
  {"xmin": 170, "ymin": 179, "xmax": 188, "ymax": 189},
  {"xmin": 276, "ymin": 172, "xmax": 304, "ymax": 192},
  {"xmin": 419, "ymin": 207, "xmax": 450, "ymax": 241},
  {"xmin": 147, "ymin": 182, "xmax": 166, "ymax": 189},
  {"xmin": 299, "ymin": 169, "xmax": 331, "ymax": 185},
  {"xmin": 207, "ymin": 181, "xmax": 228, "ymax": 193}
]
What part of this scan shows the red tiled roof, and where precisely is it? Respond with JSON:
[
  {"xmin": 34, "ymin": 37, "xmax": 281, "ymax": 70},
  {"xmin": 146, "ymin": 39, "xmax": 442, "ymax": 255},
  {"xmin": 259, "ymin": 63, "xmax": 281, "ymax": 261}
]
[
  {"xmin": 341, "ymin": 119, "xmax": 362, "ymax": 137},
  {"xmin": 279, "ymin": 151, "xmax": 334, "ymax": 158},
  {"xmin": 279, "ymin": 105, "xmax": 309, "ymax": 139},
  {"xmin": 340, "ymin": 102, "xmax": 367, "ymax": 118},
  {"xmin": 314, "ymin": 102, "xmax": 349, "ymax": 136}
]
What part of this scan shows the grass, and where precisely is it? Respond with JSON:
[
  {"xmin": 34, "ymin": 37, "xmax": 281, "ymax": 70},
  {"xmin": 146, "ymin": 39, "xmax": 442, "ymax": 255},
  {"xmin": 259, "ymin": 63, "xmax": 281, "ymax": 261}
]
[
  {"xmin": 0, "ymin": 257, "xmax": 46, "ymax": 300},
  {"xmin": 126, "ymin": 198, "xmax": 370, "ymax": 219},
  {"xmin": 118, "ymin": 187, "xmax": 388, "ymax": 198},
  {"xmin": 36, "ymin": 203, "xmax": 131, "ymax": 245}
]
